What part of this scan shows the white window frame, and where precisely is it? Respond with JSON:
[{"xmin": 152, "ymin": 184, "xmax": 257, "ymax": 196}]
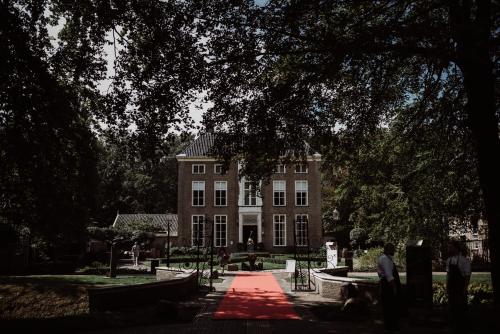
[
  {"xmin": 214, "ymin": 215, "xmax": 228, "ymax": 247},
  {"xmin": 214, "ymin": 164, "xmax": 223, "ymax": 174},
  {"xmin": 192, "ymin": 164, "xmax": 206, "ymax": 174},
  {"xmin": 273, "ymin": 180, "xmax": 286, "ymax": 206},
  {"xmin": 295, "ymin": 180, "xmax": 308, "ymax": 206},
  {"xmin": 273, "ymin": 214, "xmax": 287, "ymax": 246},
  {"xmin": 192, "ymin": 215, "xmax": 205, "ymax": 246},
  {"xmin": 295, "ymin": 214, "xmax": 308, "ymax": 246},
  {"xmin": 294, "ymin": 163, "xmax": 308, "ymax": 173},
  {"xmin": 275, "ymin": 164, "xmax": 286, "ymax": 174},
  {"xmin": 214, "ymin": 181, "xmax": 228, "ymax": 206},
  {"xmin": 192, "ymin": 181, "xmax": 205, "ymax": 207},
  {"xmin": 244, "ymin": 181, "xmax": 257, "ymax": 206}
]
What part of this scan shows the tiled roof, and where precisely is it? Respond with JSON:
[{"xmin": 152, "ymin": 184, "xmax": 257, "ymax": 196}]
[
  {"xmin": 179, "ymin": 132, "xmax": 214, "ymax": 157},
  {"xmin": 179, "ymin": 132, "xmax": 319, "ymax": 158},
  {"xmin": 112, "ymin": 214, "xmax": 178, "ymax": 236}
]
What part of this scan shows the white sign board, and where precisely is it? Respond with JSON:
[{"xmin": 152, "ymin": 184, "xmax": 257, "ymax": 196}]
[
  {"xmin": 326, "ymin": 242, "xmax": 338, "ymax": 268},
  {"xmin": 285, "ymin": 260, "xmax": 296, "ymax": 273}
]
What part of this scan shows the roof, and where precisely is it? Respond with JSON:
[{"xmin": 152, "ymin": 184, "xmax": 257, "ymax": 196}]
[
  {"xmin": 179, "ymin": 132, "xmax": 214, "ymax": 157},
  {"xmin": 178, "ymin": 132, "xmax": 320, "ymax": 158},
  {"xmin": 112, "ymin": 214, "xmax": 178, "ymax": 236}
]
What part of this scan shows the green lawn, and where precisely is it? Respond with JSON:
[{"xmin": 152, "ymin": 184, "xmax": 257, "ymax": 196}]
[{"xmin": 0, "ymin": 274, "xmax": 157, "ymax": 286}]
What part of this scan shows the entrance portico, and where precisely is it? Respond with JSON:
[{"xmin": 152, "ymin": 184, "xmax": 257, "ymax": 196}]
[{"xmin": 238, "ymin": 209, "xmax": 262, "ymax": 243}]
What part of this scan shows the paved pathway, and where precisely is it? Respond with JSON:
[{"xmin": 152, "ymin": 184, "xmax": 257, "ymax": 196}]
[{"xmin": 84, "ymin": 270, "xmax": 497, "ymax": 334}]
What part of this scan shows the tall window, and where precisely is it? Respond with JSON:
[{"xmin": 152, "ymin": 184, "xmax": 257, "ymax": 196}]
[
  {"xmin": 275, "ymin": 164, "xmax": 286, "ymax": 173},
  {"xmin": 273, "ymin": 180, "xmax": 286, "ymax": 206},
  {"xmin": 215, "ymin": 181, "xmax": 227, "ymax": 206},
  {"xmin": 192, "ymin": 164, "xmax": 205, "ymax": 174},
  {"xmin": 295, "ymin": 214, "xmax": 308, "ymax": 246},
  {"xmin": 192, "ymin": 215, "xmax": 205, "ymax": 246},
  {"xmin": 244, "ymin": 181, "xmax": 257, "ymax": 206},
  {"xmin": 214, "ymin": 215, "xmax": 227, "ymax": 247},
  {"xmin": 273, "ymin": 214, "xmax": 286, "ymax": 246},
  {"xmin": 192, "ymin": 181, "xmax": 205, "ymax": 206},
  {"xmin": 295, "ymin": 163, "xmax": 308, "ymax": 173},
  {"xmin": 295, "ymin": 180, "xmax": 308, "ymax": 206}
]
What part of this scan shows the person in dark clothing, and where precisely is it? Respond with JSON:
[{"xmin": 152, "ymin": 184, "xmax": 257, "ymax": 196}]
[
  {"xmin": 446, "ymin": 240, "xmax": 471, "ymax": 334},
  {"xmin": 377, "ymin": 243, "xmax": 401, "ymax": 332},
  {"xmin": 217, "ymin": 247, "xmax": 230, "ymax": 276}
]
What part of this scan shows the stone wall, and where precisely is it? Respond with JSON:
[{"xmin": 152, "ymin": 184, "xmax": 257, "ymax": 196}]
[
  {"xmin": 311, "ymin": 270, "xmax": 379, "ymax": 303},
  {"xmin": 87, "ymin": 271, "xmax": 196, "ymax": 312}
]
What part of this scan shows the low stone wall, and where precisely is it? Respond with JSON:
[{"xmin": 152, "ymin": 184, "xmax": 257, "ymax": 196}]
[
  {"xmin": 87, "ymin": 270, "xmax": 196, "ymax": 312},
  {"xmin": 311, "ymin": 270, "xmax": 379, "ymax": 303}
]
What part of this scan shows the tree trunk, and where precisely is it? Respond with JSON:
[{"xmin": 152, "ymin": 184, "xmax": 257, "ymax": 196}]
[
  {"xmin": 108, "ymin": 243, "xmax": 117, "ymax": 278},
  {"xmin": 456, "ymin": 1, "xmax": 499, "ymax": 303}
]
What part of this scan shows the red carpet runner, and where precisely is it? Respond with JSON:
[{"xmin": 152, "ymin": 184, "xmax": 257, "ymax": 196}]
[{"xmin": 213, "ymin": 272, "xmax": 300, "ymax": 320}]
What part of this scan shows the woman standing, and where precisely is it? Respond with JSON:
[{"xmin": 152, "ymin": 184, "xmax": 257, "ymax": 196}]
[{"xmin": 217, "ymin": 247, "xmax": 230, "ymax": 276}]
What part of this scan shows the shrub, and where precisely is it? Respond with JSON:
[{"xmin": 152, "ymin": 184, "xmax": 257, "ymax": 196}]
[
  {"xmin": 432, "ymin": 282, "xmax": 493, "ymax": 306},
  {"xmin": 354, "ymin": 247, "xmax": 382, "ymax": 271}
]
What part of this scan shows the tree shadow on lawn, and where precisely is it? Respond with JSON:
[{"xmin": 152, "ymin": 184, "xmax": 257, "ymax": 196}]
[
  {"xmin": 0, "ymin": 297, "xmax": 202, "ymax": 334},
  {"xmin": 0, "ymin": 274, "xmax": 155, "ymax": 285}
]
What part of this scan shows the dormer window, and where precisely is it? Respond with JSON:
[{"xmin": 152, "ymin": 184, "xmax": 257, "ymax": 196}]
[
  {"xmin": 295, "ymin": 163, "xmax": 308, "ymax": 173},
  {"xmin": 275, "ymin": 164, "xmax": 286, "ymax": 173},
  {"xmin": 214, "ymin": 164, "xmax": 223, "ymax": 174}
]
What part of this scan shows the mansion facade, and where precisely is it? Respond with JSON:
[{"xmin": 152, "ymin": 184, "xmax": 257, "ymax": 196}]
[{"xmin": 176, "ymin": 133, "xmax": 322, "ymax": 252}]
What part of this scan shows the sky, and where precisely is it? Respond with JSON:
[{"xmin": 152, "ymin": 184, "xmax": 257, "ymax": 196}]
[{"xmin": 47, "ymin": 18, "xmax": 206, "ymax": 130}]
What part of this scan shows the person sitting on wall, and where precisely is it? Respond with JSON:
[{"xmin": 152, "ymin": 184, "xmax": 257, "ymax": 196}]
[{"xmin": 341, "ymin": 283, "xmax": 369, "ymax": 315}]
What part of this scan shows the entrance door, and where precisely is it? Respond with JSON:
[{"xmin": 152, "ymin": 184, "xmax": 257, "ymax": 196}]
[{"xmin": 243, "ymin": 225, "xmax": 258, "ymax": 245}]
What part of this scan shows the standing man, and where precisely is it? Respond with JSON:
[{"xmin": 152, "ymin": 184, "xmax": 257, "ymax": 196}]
[
  {"xmin": 131, "ymin": 242, "xmax": 140, "ymax": 267},
  {"xmin": 446, "ymin": 240, "xmax": 471, "ymax": 334},
  {"xmin": 377, "ymin": 243, "xmax": 401, "ymax": 332}
]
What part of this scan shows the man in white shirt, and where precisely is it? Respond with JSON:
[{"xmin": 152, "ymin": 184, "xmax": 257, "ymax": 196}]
[
  {"xmin": 446, "ymin": 240, "xmax": 471, "ymax": 333},
  {"xmin": 377, "ymin": 243, "xmax": 401, "ymax": 332}
]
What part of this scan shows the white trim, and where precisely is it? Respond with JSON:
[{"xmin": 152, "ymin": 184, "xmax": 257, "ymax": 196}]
[
  {"xmin": 192, "ymin": 181, "xmax": 205, "ymax": 207},
  {"xmin": 214, "ymin": 214, "xmax": 228, "ymax": 247},
  {"xmin": 214, "ymin": 180, "xmax": 228, "ymax": 207},
  {"xmin": 294, "ymin": 163, "xmax": 308, "ymax": 173},
  {"xmin": 273, "ymin": 180, "xmax": 286, "ymax": 206},
  {"xmin": 275, "ymin": 164, "xmax": 286, "ymax": 174},
  {"xmin": 295, "ymin": 180, "xmax": 308, "ymax": 206},
  {"xmin": 273, "ymin": 214, "xmax": 287, "ymax": 247},
  {"xmin": 214, "ymin": 164, "xmax": 223, "ymax": 174},
  {"xmin": 295, "ymin": 214, "xmax": 309, "ymax": 246},
  {"xmin": 191, "ymin": 214, "xmax": 205, "ymax": 246},
  {"xmin": 192, "ymin": 164, "xmax": 206, "ymax": 174},
  {"xmin": 177, "ymin": 157, "xmax": 218, "ymax": 162}
]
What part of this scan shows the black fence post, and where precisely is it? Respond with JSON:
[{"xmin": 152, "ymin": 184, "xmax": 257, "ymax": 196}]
[
  {"xmin": 210, "ymin": 217, "xmax": 215, "ymax": 291},
  {"xmin": 166, "ymin": 218, "xmax": 171, "ymax": 267},
  {"xmin": 293, "ymin": 218, "xmax": 297, "ymax": 291},
  {"xmin": 306, "ymin": 216, "xmax": 311, "ymax": 290},
  {"xmin": 196, "ymin": 217, "xmax": 201, "ymax": 289}
]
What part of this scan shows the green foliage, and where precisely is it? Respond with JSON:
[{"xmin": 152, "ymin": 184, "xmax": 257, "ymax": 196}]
[
  {"xmin": 170, "ymin": 246, "xmax": 200, "ymax": 256},
  {"xmin": 433, "ymin": 282, "xmax": 494, "ymax": 306},
  {"xmin": 350, "ymin": 228, "xmax": 367, "ymax": 243},
  {"xmin": 354, "ymin": 247, "xmax": 406, "ymax": 271},
  {"xmin": 0, "ymin": 1, "xmax": 99, "ymax": 244},
  {"xmin": 354, "ymin": 247, "xmax": 382, "ymax": 271}
]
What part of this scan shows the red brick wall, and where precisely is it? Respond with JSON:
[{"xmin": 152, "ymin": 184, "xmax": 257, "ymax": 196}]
[{"xmin": 177, "ymin": 158, "xmax": 322, "ymax": 252}]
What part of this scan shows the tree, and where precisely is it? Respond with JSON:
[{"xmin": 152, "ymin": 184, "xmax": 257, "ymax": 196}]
[
  {"xmin": 87, "ymin": 221, "xmax": 156, "ymax": 277},
  {"xmin": 187, "ymin": 0, "xmax": 499, "ymax": 302},
  {"xmin": 1, "ymin": 0, "xmax": 98, "ymax": 246}
]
